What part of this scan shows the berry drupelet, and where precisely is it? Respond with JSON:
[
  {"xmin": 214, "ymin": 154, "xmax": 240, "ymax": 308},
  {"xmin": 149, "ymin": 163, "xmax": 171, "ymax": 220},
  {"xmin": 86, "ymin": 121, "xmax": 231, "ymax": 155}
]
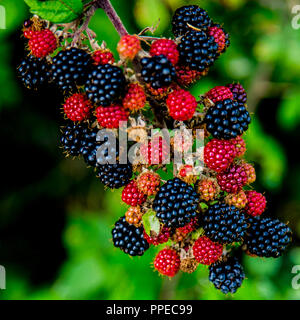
[
  {"xmin": 85, "ymin": 64, "xmax": 126, "ymax": 106},
  {"xmin": 112, "ymin": 216, "xmax": 149, "ymax": 256},
  {"xmin": 209, "ymin": 257, "xmax": 245, "ymax": 294},
  {"xmin": 202, "ymin": 202, "xmax": 248, "ymax": 244},
  {"xmin": 153, "ymin": 178, "xmax": 199, "ymax": 228},
  {"xmin": 140, "ymin": 54, "xmax": 176, "ymax": 89}
]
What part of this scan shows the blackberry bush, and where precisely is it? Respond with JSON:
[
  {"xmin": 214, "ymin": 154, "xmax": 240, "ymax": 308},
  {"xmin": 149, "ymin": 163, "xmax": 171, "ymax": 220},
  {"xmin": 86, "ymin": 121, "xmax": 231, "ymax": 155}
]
[{"xmin": 18, "ymin": 0, "xmax": 292, "ymax": 295}]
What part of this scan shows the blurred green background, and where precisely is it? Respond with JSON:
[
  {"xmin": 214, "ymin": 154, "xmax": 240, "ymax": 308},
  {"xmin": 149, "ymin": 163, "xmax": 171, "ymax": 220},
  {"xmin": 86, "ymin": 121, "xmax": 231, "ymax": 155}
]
[{"xmin": 0, "ymin": 0, "xmax": 300, "ymax": 300}]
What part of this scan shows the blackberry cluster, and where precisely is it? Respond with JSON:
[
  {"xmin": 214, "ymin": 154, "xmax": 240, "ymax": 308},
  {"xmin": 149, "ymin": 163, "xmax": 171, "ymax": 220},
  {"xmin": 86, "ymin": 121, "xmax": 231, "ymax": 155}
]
[
  {"xmin": 172, "ymin": 5, "xmax": 212, "ymax": 37},
  {"xmin": 209, "ymin": 257, "xmax": 245, "ymax": 294},
  {"xmin": 85, "ymin": 64, "xmax": 126, "ymax": 106},
  {"xmin": 153, "ymin": 178, "xmax": 198, "ymax": 228},
  {"xmin": 51, "ymin": 47, "xmax": 92, "ymax": 92},
  {"xmin": 245, "ymin": 217, "xmax": 292, "ymax": 258},
  {"xmin": 178, "ymin": 30, "xmax": 219, "ymax": 72},
  {"xmin": 96, "ymin": 162, "xmax": 132, "ymax": 189},
  {"xmin": 17, "ymin": 55, "xmax": 50, "ymax": 90},
  {"xmin": 112, "ymin": 216, "xmax": 149, "ymax": 256},
  {"xmin": 202, "ymin": 203, "xmax": 248, "ymax": 244},
  {"xmin": 204, "ymin": 99, "xmax": 251, "ymax": 139},
  {"xmin": 140, "ymin": 55, "xmax": 176, "ymax": 89}
]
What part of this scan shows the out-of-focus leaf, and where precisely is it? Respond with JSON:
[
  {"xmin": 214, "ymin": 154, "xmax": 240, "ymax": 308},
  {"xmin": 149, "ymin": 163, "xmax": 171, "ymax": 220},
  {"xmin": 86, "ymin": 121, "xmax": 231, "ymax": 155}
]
[
  {"xmin": 142, "ymin": 209, "xmax": 160, "ymax": 235},
  {"xmin": 24, "ymin": 0, "xmax": 83, "ymax": 23},
  {"xmin": 278, "ymin": 89, "xmax": 300, "ymax": 131},
  {"xmin": 134, "ymin": 0, "xmax": 170, "ymax": 33}
]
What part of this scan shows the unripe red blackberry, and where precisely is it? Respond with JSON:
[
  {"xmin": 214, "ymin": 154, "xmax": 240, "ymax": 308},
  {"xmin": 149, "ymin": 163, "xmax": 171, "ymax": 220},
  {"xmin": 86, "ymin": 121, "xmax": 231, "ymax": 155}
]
[
  {"xmin": 140, "ymin": 136, "xmax": 169, "ymax": 165},
  {"xmin": 193, "ymin": 236, "xmax": 223, "ymax": 265},
  {"xmin": 217, "ymin": 164, "xmax": 248, "ymax": 193},
  {"xmin": 240, "ymin": 162, "xmax": 256, "ymax": 184},
  {"xmin": 205, "ymin": 86, "xmax": 233, "ymax": 104},
  {"xmin": 227, "ymin": 82, "xmax": 247, "ymax": 104},
  {"xmin": 136, "ymin": 171, "xmax": 161, "ymax": 196},
  {"xmin": 204, "ymin": 138, "xmax": 236, "ymax": 173},
  {"xmin": 122, "ymin": 180, "xmax": 147, "ymax": 206},
  {"xmin": 96, "ymin": 104, "xmax": 129, "ymax": 129},
  {"xmin": 245, "ymin": 191, "xmax": 266, "ymax": 217},
  {"xmin": 122, "ymin": 83, "xmax": 146, "ymax": 111},
  {"xmin": 117, "ymin": 34, "xmax": 141, "ymax": 60},
  {"xmin": 28, "ymin": 29, "xmax": 57, "ymax": 58},
  {"xmin": 172, "ymin": 217, "xmax": 198, "ymax": 242},
  {"xmin": 195, "ymin": 178, "xmax": 220, "ymax": 202},
  {"xmin": 225, "ymin": 190, "xmax": 248, "ymax": 209},
  {"xmin": 208, "ymin": 26, "xmax": 226, "ymax": 53},
  {"xmin": 154, "ymin": 248, "xmax": 180, "ymax": 277},
  {"xmin": 150, "ymin": 39, "xmax": 179, "ymax": 65},
  {"xmin": 144, "ymin": 226, "xmax": 170, "ymax": 246},
  {"xmin": 166, "ymin": 89, "xmax": 197, "ymax": 121},
  {"xmin": 178, "ymin": 165, "xmax": 197, "ymax": 184},
  {"xmin": 175, "ymin": 65, "xmax": 207, "ymax": 87},
  {"xmin": 125, "ymin": 206, "xmax": 142, "ymax": 226},
  {"xmin": 92, "ymin": 49, "xmax": 114, "ymax": 65},
  {"xmin": 63, "ymin": 93, "xmax": 92, "ymax": 122},
  {"xmin": 230, "ymin": 136, "xmax": 246, "ymax": 157},
  {"xmin": 24, "ymin": 28, "xmax": 35, "ymax": 39}
]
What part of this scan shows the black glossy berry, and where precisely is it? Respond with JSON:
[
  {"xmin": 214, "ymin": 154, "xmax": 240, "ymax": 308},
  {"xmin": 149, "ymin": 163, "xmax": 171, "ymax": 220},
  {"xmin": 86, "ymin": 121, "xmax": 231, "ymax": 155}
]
[
  {"xmin": 81, "ymin": 128, "xmax": 118, "ymax": 167},
  {"xmin": 140, "ymin": 54, "xmax": 176, "ymax": 89},
  {"xmin": 178, "ymin": 30, "xmax": 219, "ymax": 72},
  {"xmin": 85, "ymin": 64, "xmax": 126, "ymax": 106},
  {"xmin": 96, "ymin": 162, "xmax": 132, "ymax": 189},
  {"xmin": 245, "ymin": 217, "xmax": 292, "ymax": 258},
  {"xmin": 153, "ymin": 178, "xmax": 198, "ymax": 228},
  {"xmin": 112, "ymin": 216, "xmax": 149, "ymax": 256},
  {"xmin": 202, "ymin": 203, "xmax": 248, "ymax": 244},
  {"xmin": 172, "ymin": 5, "xmax": 212, "ymax": 37},
  {"xmin": 60, "ymin": 121, "xmax": 86, "ymax": 157},
  {"xmin": 17, "ymin": 55, "xmax": 50, "ymax": 90},
  {"xmin": 209, "ymin": 257, "xmax": 245, "ymax": 294},
  {"xmin": 51, "ymin": 47, "xmax": 92, "ymax": 92},
  {"xmin": 204, "ymin": 99, "xmax": 251, "ymax": 140}
]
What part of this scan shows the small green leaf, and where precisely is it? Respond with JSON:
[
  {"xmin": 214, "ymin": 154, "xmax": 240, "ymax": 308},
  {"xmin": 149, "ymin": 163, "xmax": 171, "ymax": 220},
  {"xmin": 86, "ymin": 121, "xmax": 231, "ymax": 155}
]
[
  {"xmin": 24, "ymin": 0, "xmax": 83, "ymax": 23},
  {"xmin": 142, "ymin": 209, "xmax": 160, "ymax": 236},
  {"xmin": 191, "ymin": 228, "xmax": 204, "ymax": 240}
]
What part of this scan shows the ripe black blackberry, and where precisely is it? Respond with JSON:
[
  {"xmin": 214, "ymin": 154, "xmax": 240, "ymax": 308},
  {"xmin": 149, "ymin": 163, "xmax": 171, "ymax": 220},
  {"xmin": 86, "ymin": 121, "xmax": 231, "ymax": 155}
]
[
  {"xmin": 60, "ymin": 121, "xmax": 87, "ymax": 157},
  {"xmin": 202, "ymin": 202, "xmax": 248, "ymax": 244},
  {"xmin": 96, "ymin": 162, "xmax": 132, "ymax": 189},
  {"xmin": 85, "ymin": 64, "xmax": 126, "ymax": 106},
  {"xmin": 51, "ymin": 47, "xmax": 92, "ymax": 92},
  {"xmin": 178, "ymin": 30, "xmax": 219, "ymax": 72},
  {"xmin": 172, "ymin": 5, "xmax": 212, "ymax": 37},
  {"xmin": 140, "ymin": 54, "xmax": 176, "ymax": 89},
  {"xmin": 204, "ymin": 99, "xmax": 251, "ymax": 140},
  {"xmin": 244, "ymin": 217, "xmax": 292, "ymax": 258},
  {"xmin": 112, "ymin": 216, "xmax": 149, "ymax": 256},
  {"xmin": 209, "ymin": 257, "xmax": 245, "ymax": 294},
  {"xmin": 81, "ymin": 128, "xmax": 118, "ymax": 167},
  {"xmin": 17, "ymin": 55, "xmax": 50, "ymax": 90},
  {"xmin": 153, "ymin": 177, "xmax": 198, "ymax": 228}
]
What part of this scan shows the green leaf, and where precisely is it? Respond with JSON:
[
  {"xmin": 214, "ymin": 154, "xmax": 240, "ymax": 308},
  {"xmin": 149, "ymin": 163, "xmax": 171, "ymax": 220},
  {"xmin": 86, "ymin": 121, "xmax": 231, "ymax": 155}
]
[
  {"xmin": 142, "ymin": 209, "xmax": 160, "ymax": 236},
  {"xmin": 191, "ymin": 228, "xmax": 204, "ymax": 240},
  {"xmin": 24, "ymin": 0, "xmax": 83, "ymax": 23}
]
